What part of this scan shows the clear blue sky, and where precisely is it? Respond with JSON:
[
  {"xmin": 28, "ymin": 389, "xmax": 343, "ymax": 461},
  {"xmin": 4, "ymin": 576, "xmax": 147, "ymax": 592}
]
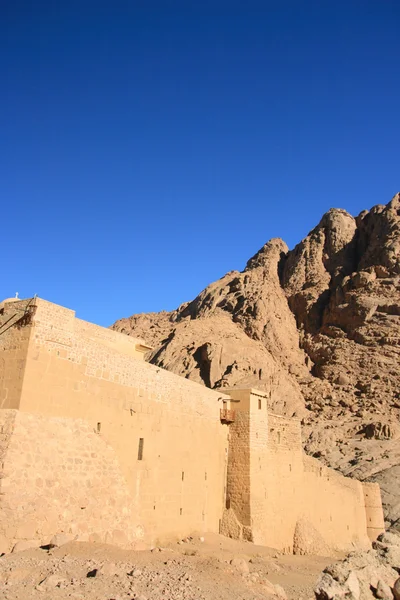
[{"xmin": 1, "ymin": 1, "xmax": 399, "ymax": 326}]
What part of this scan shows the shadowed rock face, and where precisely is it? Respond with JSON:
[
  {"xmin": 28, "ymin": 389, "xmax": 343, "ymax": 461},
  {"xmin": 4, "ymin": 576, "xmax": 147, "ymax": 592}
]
[{"xmin": 112, "ymin": 193, "xmax": 400, "ymax": 528}]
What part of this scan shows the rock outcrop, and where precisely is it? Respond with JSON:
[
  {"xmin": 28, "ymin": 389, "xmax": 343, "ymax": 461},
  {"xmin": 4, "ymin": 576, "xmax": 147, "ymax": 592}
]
[
  {"xmin": 115, "ymin": 239, "xmax": 309, "ymax": 417},
  {"xmin": 315, "ymin": 531, "xmax": 400, "ymax": 599},
  {"xmin": 112, "ymin": 193, "xmax": 400, "ymax": 527},
  {"xmin": 285, "ymin": 194, "xmax": 400, "ymax": 530}
]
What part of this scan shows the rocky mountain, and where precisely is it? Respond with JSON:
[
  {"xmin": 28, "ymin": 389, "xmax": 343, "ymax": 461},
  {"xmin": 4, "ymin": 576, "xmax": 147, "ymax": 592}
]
[{"xmin": 112, "ymin": 193, "xmax": 400, "ymax": 529}]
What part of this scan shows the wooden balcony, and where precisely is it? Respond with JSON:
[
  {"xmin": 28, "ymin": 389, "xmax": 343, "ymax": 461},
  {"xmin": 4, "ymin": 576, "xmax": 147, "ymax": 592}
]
[{"xmin": 220, "ymin": 408, "xmax": 235, "ymax": 424}]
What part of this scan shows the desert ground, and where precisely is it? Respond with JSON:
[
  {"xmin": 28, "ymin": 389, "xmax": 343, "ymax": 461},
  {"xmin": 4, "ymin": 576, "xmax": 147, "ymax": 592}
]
[{"xmin": 0, "ymin": 533, "xmax": 333, "ymax": 600}]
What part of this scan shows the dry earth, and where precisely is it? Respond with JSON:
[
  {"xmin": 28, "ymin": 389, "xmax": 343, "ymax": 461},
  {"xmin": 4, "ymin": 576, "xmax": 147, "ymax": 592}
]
[
  {"xmin": 112, "ymin": 193, "xmax": 400, "ymax": 529},
  {"xmin": 0, "ymin": 533, "xmax": 331, "ymax": 600}
]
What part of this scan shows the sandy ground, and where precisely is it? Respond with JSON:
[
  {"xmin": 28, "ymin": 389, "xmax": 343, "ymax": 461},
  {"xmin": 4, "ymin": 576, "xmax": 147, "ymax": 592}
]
[{"xmin": 0, "ymin": 533, "xmax": 335, "ymax": 600}]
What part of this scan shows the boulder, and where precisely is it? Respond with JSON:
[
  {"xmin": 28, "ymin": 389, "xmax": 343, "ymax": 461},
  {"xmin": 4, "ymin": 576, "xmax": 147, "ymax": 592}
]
[
  {"xmin": 315, "ymin": 572, "xmax": 350, "ymax": 599},
  {"xmin": 293, "ymin": 519, "xmax": 331, "ymax": 556},
  {"xmin": 12, "ymin": 540, "xmax": 41, "ymax": 553},
  {"xmin": 49, "ymin": 533, "xmax": 76, "ymax": 547},
  {"xmin": 375, "ymin": 579, "xmax": 393, "ymax": 599},
  {"xmin": 38, "ymin": 574, "xmax": 68, "ymax": 590},
  {"xmin": 393, "ymin": 578, "xmax": 400, "ymax": 600},
  {"xmin": 274, "ymin": 583, "xmax": 288, "ymax": 599},
  {"xmin": 230, "ymin": 557, "xmax": 250, "ymax": 575}
]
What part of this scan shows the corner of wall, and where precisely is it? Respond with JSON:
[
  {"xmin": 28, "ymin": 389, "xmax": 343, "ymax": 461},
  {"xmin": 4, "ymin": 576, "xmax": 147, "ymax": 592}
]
[
  {"xmin": 362, "ymin": 481, "xmax": 385, "ymax": 541},
  {"xmin": 0, "ymin": 299, "xmax": 36, "ymax": 410}
]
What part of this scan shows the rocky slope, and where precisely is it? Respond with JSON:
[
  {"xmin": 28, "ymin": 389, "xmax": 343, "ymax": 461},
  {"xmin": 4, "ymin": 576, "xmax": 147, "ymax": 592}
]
[
  {"xmin": 315, "ymin": 530, "xmax": 400, "ymax": 599},
  {"xmin": 112, "ymin": 193, "xmax": 400, "ymax": 528}
]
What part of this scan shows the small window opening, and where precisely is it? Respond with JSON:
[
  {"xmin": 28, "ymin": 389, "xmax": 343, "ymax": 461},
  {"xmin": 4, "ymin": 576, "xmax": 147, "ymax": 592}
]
[
  {"xmin": 138, "ymin": 438, "xmax": 144, "ymax": 460},
  {"xmin": 258, "ymin": 398, "xmax": 262, "ymax": 410},
  {"xmin": 182, "ymin": 471, "xmax": 184, "ymax": 481},
  {"xmin": 180, "ymin": 508, "xmax": 182, "ymax": 515},
  {"xmin": 96, "ymin": 422, "xmax": 101, "ymax": 433},
  {"xmin": 289, "ymin": 464, "xmax": 292, "ymax": 472},
  {"xmin": 226, "ymin": 497, "xmax": 231, "ymax": 510}
]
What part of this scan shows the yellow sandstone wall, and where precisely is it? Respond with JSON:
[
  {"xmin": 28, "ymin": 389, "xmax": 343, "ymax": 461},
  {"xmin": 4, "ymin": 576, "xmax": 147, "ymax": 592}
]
[
  {"xmin": 223, "ymin": 398, "xmax": 251, "ymax": 537},
  {"xmin": 0, "ymin": 299, "xmax": 33, "ymax": 409},
  {"xmin": 0, "ymin": 298, "xmax": 384, "ymax": 554},
  {"xmin": 0, "ymin": 298, "xmax": 230, "ymax": 546},
  {"xmin": 362, "ymin": 482, "xmax": 385, "ymax": 541},
  {"xmin": 222, "ymin": 389, "xmax": 373, "ymax": 554},
  {"xmin": 0, "ymin": 410, "xmax": 137, "ymax": 553},
  {"xmin": 301, "ymin": 456, "xmax": 371, "ymax": 551},
  {"xmin": 260, "ymin": 412, "xmax": 304, "ymax": 551}
]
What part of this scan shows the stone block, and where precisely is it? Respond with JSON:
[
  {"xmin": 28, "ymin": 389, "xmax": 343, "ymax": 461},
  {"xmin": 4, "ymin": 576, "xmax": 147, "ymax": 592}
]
[{"xmin": 12, "ymin": 539, "xmax": 41, "ymax": 553}]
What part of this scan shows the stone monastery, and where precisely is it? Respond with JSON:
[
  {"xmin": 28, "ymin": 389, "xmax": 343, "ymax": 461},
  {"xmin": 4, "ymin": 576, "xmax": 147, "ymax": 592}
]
[{"xmin": 0, "ymin": 296, "xmax": 385, "ymax": 555}]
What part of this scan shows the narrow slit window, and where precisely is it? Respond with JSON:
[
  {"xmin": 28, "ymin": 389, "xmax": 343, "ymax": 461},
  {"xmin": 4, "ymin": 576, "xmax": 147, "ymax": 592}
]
[
  {"xmin": 258, "ymin": 398, "xmax": 262, "ymax": 410},
  {"xmin": 138, "ymin": 438, "xmax": 144, "ymax": 460},
  {"xmin": 182, "ymin": 471, "xmax": 184, "ymax": 481},
  {"xmin": 96, "ymin": 422, "xmax": 101, "ymax": 433}
]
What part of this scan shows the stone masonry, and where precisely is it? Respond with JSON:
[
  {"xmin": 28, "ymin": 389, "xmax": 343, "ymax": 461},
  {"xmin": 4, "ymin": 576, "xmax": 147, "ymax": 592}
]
[{"xmin": 0, "ymin": 297, "xmax": 385, "ymax": 554}]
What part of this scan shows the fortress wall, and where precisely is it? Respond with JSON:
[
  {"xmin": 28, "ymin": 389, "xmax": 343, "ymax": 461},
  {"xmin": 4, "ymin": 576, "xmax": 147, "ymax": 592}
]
[
  {"xmin": 0, "ymin": 297, "xmax": 383, "ymax": 552},
  {"xmin": 257, "ymin": 412, "xmax": 304, "ymax": 551},
  {"xmin": 219, "ymin": 389, "xmax": 374, "ymax": 554},
  {"xmin": 75, "ymin": 318, "xmax": 149, "ymax": 359},
  {"xmin": 0, "ymin": 300, "xmax": 33, "ymax": 410},
  {"xmin": 220, "ymin": 408, "xmax": 251, "ymax": 541},
  {"xmin": 0, "ymin": 410, "xmax": 137, "ymax": 553},
  {"xmin": 225, "ymin": 410, "xmax": 251, "ymax": 526},
  {"xmin": 222, "ymin": 390, "xmax": 304, "ymax": 550},
  {"xmin": 301, "ymin": 457, "xmax": 370, "ymax": 551},
  {"xmin": 248, "ymin": 392, "xmax": 271, "ymax": 544},
  {"xmin": 14, "ymin": 299, "xmax": 230, "ymax": 544},
  {"xmin": 362, "ymin": 482, "xmax": 385, "ymax": 541},
  {"xmin": 224, "ymin": 399, "xmax": 251, "ymax": 527}
]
